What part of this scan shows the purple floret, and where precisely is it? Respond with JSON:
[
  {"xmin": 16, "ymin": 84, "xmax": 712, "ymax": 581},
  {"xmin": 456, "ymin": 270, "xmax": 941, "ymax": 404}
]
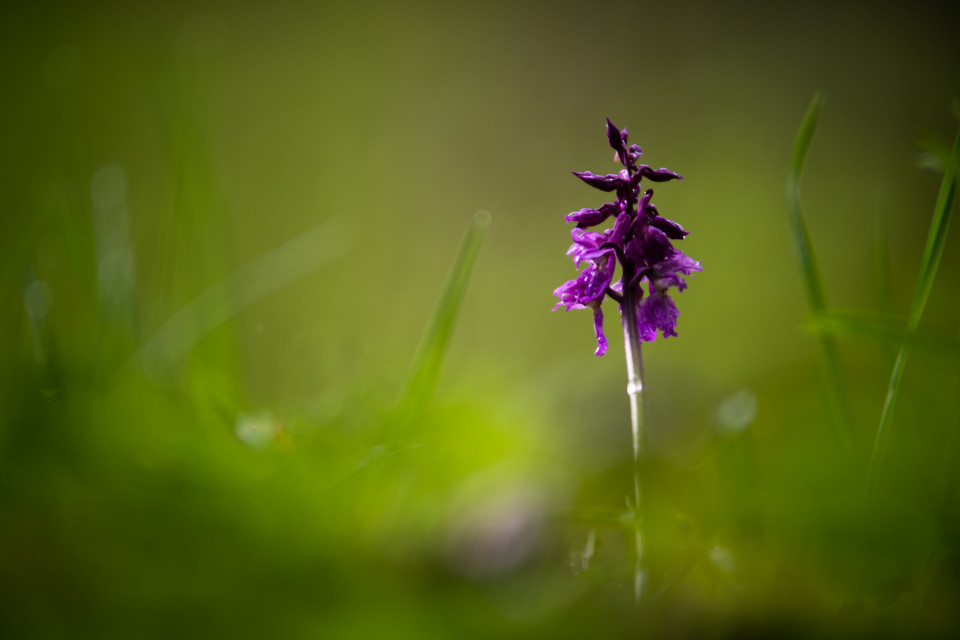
[{"xmin": 570, "ymin": 171, "xmax": 624, "ymax": 192}]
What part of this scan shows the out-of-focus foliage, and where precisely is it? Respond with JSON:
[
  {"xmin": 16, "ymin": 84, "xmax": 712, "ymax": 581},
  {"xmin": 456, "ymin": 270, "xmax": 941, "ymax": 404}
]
[{"xmin": 3, "ymin": 1, "xmax": 960, "ymax": 637}]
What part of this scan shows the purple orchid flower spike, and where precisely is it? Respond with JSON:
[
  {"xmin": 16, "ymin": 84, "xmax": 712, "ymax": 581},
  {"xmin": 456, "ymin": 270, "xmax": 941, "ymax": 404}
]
[
  {"xmin": 553, "ymin": 119, "xmax": 700, "ymax": 356},
  {"xmin": 552, "ymin": 118, "xmax": 700, "ymax": 603}
]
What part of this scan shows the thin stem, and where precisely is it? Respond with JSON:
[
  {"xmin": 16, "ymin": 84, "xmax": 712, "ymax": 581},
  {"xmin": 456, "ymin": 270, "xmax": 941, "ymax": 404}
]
[
  {"xmin": 621, "ymin": 272, "xmax": 647, "ymax": 602},
  {"xmin": 621, "ymin": 288, "xmax": 646, "ymax": 497},
  {"xmin": 618, "ymin": 146, "xmax": 648, "ymax": 602}
]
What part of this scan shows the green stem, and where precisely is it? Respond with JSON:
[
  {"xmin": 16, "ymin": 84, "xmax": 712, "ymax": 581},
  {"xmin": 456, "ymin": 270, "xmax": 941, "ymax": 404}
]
[{"xmin": 621, "ymin": 282, "xmax": 647, "ymax": 602}]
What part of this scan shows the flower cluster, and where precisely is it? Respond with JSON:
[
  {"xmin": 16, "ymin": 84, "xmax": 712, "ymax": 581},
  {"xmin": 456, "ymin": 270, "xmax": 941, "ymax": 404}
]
[{"xmin": 553, "ymin": 119, "xmax": 701, "ymax": 356}]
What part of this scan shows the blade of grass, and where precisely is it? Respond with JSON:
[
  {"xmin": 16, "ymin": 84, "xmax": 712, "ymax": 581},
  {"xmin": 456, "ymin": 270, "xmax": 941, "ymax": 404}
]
[
  {"xmin": 391, "ymin": 210, "xmax": 491, "ymax": 444},
  {"xmin": 907, "ymin": 134, "xmax": 960, "ymax": 331},
  {"xmin": 866, "ymin": 125, "xmax": 960, "ymax": 493},
  {"xmin": 127, "ymin": 218, "xmax": 348, "ymax": 381},
  {"xmin": 804, "ymin": 309, "xmax": 960, "ymax": 362},
  {"xmin": 787, "ymin": 93, "xmax": 854, "ymax": 453}
]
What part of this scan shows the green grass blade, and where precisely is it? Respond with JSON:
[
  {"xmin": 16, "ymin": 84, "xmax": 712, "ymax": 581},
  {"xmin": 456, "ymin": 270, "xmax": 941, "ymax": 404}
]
[
  {"xmin": 127, "ymin": 218, "xmax": 348, "ymax": 380},
  {"xmin": 787, "ymin": 93, "xmax": 854, "ymax": 452},
  {"xmin": 908, "ymin": 130, "xmax": 960, "ymax": 330},
  {"xmin": 392, "ymin": 210, "xmax": 491, "ymax": 443},
  {"xmin": 787, "ymin": 93, "xmax": 829, "ymax": 312},
  {"xmin": 790, "ymin": 94, "xmax": 826, "ymax": 194},
  {"xmin": 867, "ymin": 125, "xmax": 960, "ymax": 493},
  {"xmin": 804, "ymin": 309, "xmax": 960, "ymax": 362}
]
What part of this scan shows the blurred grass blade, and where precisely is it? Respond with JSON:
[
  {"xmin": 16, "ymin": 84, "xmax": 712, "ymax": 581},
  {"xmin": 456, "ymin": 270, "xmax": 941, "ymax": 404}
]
[
  {"xmin": 128, "ymin": 218, "xmax": 348, "ymax": 380},
  {"xmin": 790, "ymin": 94, "xmax": 825, "ymax": 188},
  {"xmin": 908, "ymin": 130, "xmax": 960, "ymax": 330},
  {"xmin": 805, "ymin": 309, "xmax": 960, "ymax": 362},
  {"xmin": 787, "ymin": 93, "xmax": 853, "ymax": 452},
  {"xmin": 788, "ymin": 93, "xmax": 828, "ymax": 312},
  {"xmin": 392, "ymin": 210, "xmax": 491, "ymax": 443},
  {"xmin": 867, "ymin": 125, "xmax": 960, "ymax": 493}
]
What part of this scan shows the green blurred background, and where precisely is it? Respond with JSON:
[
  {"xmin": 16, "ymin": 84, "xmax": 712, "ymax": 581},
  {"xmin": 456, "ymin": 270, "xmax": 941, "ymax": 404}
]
[{"xmin": 3, "ymin": 0, "xmax": 960, "ymax": 637}]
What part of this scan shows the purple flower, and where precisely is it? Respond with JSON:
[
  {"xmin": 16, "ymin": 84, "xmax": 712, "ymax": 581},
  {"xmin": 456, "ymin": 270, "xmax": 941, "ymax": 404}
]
[
  {"xmin": 564, "ymin": 202, "xmax": 619, "ymax": 227},
  {"xmin": 553, "ymin": 251, "xmax": 616, "ymax": 309},
  {"xmin": 553, "ymin": 119, "xmax": 700, "ymax": 354},
  {"xmin": 571, "ymin": 171, "xmax": 624, "ymax": 192},
  {"xmin": 638, "ymin": 293, "xmax": 680, "ymax": 340},
  {"xmin": 553, "ymin": 252, "xmax": 616, "ymax": 356}
]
